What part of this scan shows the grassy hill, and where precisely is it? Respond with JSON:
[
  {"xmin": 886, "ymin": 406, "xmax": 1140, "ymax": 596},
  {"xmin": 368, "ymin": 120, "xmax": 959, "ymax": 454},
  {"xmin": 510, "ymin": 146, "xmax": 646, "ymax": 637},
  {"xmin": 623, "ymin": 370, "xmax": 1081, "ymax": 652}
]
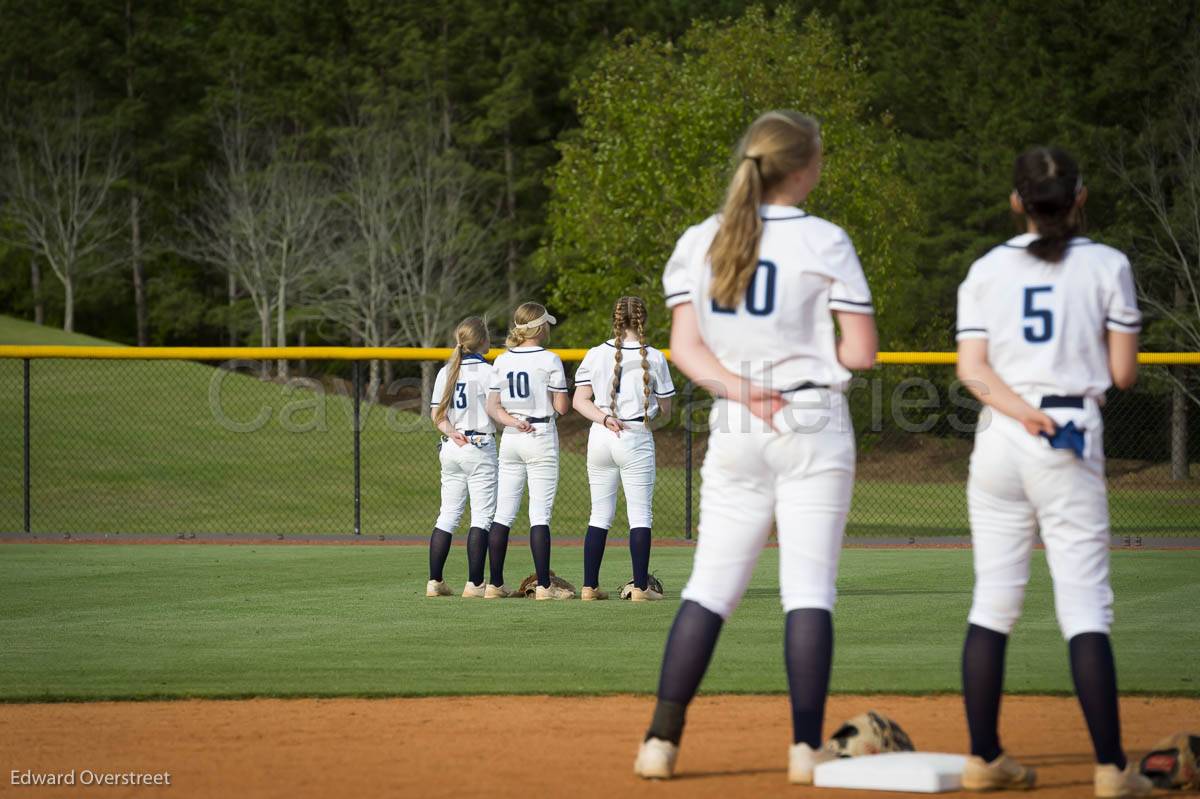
[{"xmin": 0, "ymin": 314, "xmax": 1193, "ymax": 536}]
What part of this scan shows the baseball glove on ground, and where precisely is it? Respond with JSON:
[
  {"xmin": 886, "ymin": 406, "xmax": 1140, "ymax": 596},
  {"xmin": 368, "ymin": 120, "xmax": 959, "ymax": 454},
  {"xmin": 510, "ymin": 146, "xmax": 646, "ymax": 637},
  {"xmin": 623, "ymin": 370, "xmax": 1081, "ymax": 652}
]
[
  {"xmin": 1140, "ymin": 732, "xmax": 1200, "ymax": 789},
  {"xmin": 516, "ymin": 571, "xmax": 576, "ymax": 598},
  {"xmin": 618, "ymin": 573, "xmax": 665, "ymax": 600},
  {"xmin": 825, "ymin": 711, "xmax": 916, "ymax": 757}
]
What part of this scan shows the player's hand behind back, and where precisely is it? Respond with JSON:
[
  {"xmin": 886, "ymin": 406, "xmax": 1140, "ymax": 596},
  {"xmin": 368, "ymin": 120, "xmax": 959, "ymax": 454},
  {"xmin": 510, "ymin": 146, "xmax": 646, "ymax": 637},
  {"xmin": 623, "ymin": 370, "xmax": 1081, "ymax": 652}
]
[
  {"xmin": 745, "ymin": 382, "xmax": 785, "ymax": 430},
  {"xmin": 1018, "ymin": 405, "xmax": 1057, "ymax": 438},
  {"xmin": 448, "ymin": 430, "xmax": 469, "ymax": 447}
]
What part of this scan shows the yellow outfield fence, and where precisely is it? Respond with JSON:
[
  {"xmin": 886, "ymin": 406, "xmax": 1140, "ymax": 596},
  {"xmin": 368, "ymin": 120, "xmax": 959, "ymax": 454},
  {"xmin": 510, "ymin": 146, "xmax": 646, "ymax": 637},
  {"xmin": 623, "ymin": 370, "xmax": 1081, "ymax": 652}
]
[
  {"xmin": 1, "ymin": 346, "xmax": 1196, "ymax": 540},
  {"xmin": 0, "ymin": 345, "xmax": 1198, "ymax": 365}
]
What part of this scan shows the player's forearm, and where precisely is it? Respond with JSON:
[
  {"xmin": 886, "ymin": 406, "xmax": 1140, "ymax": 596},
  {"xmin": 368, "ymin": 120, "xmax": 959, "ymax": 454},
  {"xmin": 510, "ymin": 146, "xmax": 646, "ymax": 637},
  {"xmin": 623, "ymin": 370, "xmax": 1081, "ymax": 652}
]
[
  {"xmin": 434, "ymin": 417, "xmax": 458, "ymax": 437},
  {"xmin": 957, "ymin": 361, "xmax": 1039, "ymax": 422},
  {"xmin": 669, "ymin": 340, "xmax": 746, "ymax": 400},
  {"xmin": 573, "ymin": 394, "xmax": 611, "ymax": 425},
  {"xmin": 486, "ymin": 395, "xmax": 522, "ymax": 428}
]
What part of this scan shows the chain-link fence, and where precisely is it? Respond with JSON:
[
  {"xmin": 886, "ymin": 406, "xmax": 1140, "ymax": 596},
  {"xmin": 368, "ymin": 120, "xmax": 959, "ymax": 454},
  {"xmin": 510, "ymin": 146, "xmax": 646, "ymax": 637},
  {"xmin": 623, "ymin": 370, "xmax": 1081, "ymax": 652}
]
[{"xmin": 1, "ymin": 350, "xmax": 1196, "ymax": 538}]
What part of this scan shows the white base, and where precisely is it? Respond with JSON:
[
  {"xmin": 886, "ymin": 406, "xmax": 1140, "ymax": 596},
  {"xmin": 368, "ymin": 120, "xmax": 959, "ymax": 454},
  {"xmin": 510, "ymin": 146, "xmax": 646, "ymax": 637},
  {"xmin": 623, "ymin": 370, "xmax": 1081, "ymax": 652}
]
[{"xmin": 813, "ymin": 752, "xmax": 969, "ymax": 793}]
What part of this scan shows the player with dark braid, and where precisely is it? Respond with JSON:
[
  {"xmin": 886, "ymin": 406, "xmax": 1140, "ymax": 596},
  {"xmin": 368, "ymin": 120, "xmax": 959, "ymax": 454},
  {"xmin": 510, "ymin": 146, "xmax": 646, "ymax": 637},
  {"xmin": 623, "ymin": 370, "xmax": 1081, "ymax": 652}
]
[{"xmin": 572, "ymin": 296, "xmax": 675, "ymax": 601}]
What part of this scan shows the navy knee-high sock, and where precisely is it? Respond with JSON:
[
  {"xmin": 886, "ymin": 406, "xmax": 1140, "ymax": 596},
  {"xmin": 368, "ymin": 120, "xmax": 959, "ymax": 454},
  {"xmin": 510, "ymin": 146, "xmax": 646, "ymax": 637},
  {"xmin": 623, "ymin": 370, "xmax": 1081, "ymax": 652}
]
[
  {"xmin": 962, "ymin": 623, "xmax": 1008, "ymax": 762},
  {"xmin": 1069, "ymin": 632, "xmax": 1126, "ymax": 769},
  {"xmin": 466, "ymin": 527, "xmax": 488, "ymax": 587},
  {"xmin": 645, "ymin": 600, "xmax": 723, "ymax": 744},
  {"xmin": 487, "ymin": 522, "xmax": 510, "ymax": 586},
  {"xmin": 428, "ymin": 528, "xmax": 452, "ymax": 582},
  {"xmin": 583, "ymin": 525, "xmax": 608, "ymax": 588},
  {"xmin": 630, "ymin": 527, "xmax": 651, "ymax": 589},
  {"xmin": 785, "ymin": 609, "xmax": 834, "ymax": 747},
  {"xmin": 530, "ymin": 525, "xmax": 552, "ymax": 588}
]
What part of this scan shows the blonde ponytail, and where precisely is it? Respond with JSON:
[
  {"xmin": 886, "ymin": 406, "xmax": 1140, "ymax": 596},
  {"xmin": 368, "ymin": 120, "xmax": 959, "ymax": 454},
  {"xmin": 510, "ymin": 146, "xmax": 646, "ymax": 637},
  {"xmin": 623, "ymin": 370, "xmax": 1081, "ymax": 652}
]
[
  {"xmin": 433, "ymin": 316, "xmax": 489, "ymax": 426},
  {"xmin": 709, "ymin": 111, "xmax": 821, "ymax": 308}
]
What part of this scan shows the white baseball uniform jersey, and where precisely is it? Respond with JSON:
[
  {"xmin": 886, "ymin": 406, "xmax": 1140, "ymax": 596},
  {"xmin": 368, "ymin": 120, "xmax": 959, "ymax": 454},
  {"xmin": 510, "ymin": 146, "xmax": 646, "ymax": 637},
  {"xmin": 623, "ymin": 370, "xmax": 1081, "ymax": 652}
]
[
  {"xmin": 429, "ymin": 354, "xmax": 498, "ymax": 532},
  {"xmin": 575, "ymin": 340, "xmax": 677, "ymax": 531},
  {"xmin": 489, "ymin": 346, "xmax": 568, "ymax": 528},
  {"xmin": 661, "ymin": 204, "xmax": 873, "ymax": 619},
  {"xmin": 956, "ymin": 234, "xmax": 1141, "ymax": 639},
  {"xmin": 431, "ymin": 354, "xmax": 497, "ymax": 433},
  {"xmin": 574, "ymin": 340, "xmax": 676, "ymax": 420},
  {"xmin": 663, "ymin": 205, "xmax": 873, "ymax": 394}
]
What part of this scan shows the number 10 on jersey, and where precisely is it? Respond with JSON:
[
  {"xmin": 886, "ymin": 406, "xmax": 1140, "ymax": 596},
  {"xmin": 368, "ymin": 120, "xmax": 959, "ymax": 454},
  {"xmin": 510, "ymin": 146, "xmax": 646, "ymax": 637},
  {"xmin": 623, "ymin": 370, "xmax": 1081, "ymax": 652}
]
[
  {"xmin": 506, "ymin": 371, "xmax": 531, "ymax": 398},
  {"xmin": 712, "ymin": 260, "xmax": 777, "ymax": 316}
]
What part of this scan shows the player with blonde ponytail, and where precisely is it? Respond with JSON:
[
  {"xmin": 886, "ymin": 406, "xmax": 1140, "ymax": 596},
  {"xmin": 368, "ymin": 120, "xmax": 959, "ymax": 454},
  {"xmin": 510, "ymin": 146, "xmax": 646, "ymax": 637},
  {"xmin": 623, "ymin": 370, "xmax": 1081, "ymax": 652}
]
[
  {"xmin": 426, "ymin": 316, "xmax": 498, "ymax": 599},
  {"xmin": 572, "ymin": 297, "xmax": 675, "ymax": 601},
  {"xmin": 636, "ymin": 110, "xmax": 878, "ymax": 783},
  {"xmin": 484, "ymin": 302, "xmax": 573, "ymax": 600}
]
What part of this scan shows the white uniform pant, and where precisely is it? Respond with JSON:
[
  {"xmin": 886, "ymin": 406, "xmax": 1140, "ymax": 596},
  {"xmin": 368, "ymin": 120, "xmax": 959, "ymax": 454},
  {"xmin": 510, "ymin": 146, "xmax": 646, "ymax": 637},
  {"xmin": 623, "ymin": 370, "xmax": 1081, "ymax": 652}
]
[
  {"xmin": 587, "ymin": 422, "xmax": 656, "ymax": 530},
  {"xmin": 967, "ymin": 402, "xmax": 1113, "ymax": 640},
  {"xmin": 435, "ymin": 435, "xmax": 499, "ymax": 532},
  {"xmin": 494, "ymin": 422, "xmax": 560, "ymax": 528},
  {"xmin": 681, "ymin": 396, "xmax": 856, "ymax": 620}
]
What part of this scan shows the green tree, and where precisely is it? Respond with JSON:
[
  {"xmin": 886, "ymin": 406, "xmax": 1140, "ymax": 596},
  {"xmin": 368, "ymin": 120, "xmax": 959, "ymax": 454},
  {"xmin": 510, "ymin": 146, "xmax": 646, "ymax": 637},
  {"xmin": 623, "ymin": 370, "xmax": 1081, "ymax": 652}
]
[{"xmin": 538, "ymin": 6, "xmax": 919, "ymax": 347}]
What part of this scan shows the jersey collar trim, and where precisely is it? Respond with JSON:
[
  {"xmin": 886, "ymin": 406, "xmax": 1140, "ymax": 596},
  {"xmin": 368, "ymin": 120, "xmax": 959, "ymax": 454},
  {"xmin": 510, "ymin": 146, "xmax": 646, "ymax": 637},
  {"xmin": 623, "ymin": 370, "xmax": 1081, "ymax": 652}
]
[
  {"xmin": 760, "ymin": 203, "xmax": 809, "ymax": 221},
  {"xmin": 1002, "ymin": 233, "xmax": 1095, "ymax": 249},
  {"xmin": 604, "ymin": 339, "xmax": 646, "ymax": 350},
  {"xmin": 461, "ymin": 353, "xmax": 487, "ymax": 363},
  {"xmin": 509, "ymin": 346, "xmax": 546, "ymax": 353}
]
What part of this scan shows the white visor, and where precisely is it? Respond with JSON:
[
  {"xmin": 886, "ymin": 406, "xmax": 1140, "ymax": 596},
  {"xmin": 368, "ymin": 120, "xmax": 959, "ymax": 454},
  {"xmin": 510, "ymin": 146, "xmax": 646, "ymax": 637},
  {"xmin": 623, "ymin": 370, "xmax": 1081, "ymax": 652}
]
[{"xmin": 515, "ymin": 312, "xmax": 557, "ymax": 331}]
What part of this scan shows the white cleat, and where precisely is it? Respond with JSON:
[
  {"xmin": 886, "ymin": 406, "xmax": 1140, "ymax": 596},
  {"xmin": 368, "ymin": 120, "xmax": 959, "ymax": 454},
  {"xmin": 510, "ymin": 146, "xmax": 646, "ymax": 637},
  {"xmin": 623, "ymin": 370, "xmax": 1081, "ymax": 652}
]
[
  {"xmin": 634, "ymin": 737, "xmax": 678, "ymax": 780},
  {"xmin": 535, "ymin": 584, "xmax": 575, "ymax": 600},
  {"xmin": 1094, "ymin": 763, "xmax": 1153, "ymax": 798},
  {"xmin": 461, "ymin": 581, "xmax": 486, "ymax": 598},
  {"xmin": 788, "ymin": 742, "xmax": 837, "ymax": 785},
  {"xmin": 425, "ymin": 579, "xmax": 452, "ymax": 597},
  {"xmin": 962, "ymin": 753, "xmax": 1036, "ymax": 791},
  {"xmin": 483, "ymin": 583, "xmax": 515, "ymax": 599},
  {"xmin": 629, "ymin": 587, "xmax": 664, "ymax": 602}
]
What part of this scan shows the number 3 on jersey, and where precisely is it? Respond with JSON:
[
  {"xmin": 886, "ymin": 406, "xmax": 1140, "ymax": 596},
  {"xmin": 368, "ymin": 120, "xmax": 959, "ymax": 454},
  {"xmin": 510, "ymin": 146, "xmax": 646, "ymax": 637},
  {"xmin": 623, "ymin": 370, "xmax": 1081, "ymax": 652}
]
[
  {"xmin": 454, "ymin": 382, "xmax": 467, "ymax": 409},
  {"xmin": 712, "ymin": 260, "xmax": 777, "ymax": 316},
  {"xmin": 1023, "ymin": 285, "xmax": 1054, "ymax": 343},
  {"xmin": 506, "ymin": 371, "xmax": 530, "ymax": 398}
]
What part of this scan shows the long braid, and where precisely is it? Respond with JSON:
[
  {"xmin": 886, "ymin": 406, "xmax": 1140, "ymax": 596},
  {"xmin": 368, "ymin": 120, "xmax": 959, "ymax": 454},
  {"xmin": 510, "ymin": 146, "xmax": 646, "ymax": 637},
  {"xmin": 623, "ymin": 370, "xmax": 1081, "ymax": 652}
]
[
  {"xmin": 610, "ymin": 299, "xmax": 628, "ymax": 412},
  {"xmin": 634, "ymin": 302, "xmax": 650, "ymax": 418}
]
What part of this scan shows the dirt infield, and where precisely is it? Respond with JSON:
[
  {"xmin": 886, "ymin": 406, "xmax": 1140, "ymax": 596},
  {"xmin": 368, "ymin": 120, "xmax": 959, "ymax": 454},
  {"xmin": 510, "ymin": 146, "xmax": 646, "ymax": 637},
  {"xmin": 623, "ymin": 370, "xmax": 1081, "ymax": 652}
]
[{"xmin": 1, "ymin": 695, "xmax": 1197, "ymax": 798}]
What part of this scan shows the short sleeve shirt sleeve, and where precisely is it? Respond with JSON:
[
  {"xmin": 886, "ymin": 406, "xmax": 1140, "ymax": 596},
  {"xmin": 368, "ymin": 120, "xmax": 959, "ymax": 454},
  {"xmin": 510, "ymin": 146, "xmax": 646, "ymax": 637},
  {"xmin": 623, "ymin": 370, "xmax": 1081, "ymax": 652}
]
[
  {"xmin": 823, "ymin": 228, "xmax": 874, "ymax": 315},
  {"xmin": 574, "ymin": 349, "xmax": 598, "ymax": 386},
  {"xmin": 487, "ymin": 362, "xmax": 503, "ymax": 393},
  {"xmin": 663, "ymin": 228, "xmax": 698, "ymax": 309},
  {"xmin": 652, "ymin": 351, "xmax": 676, "ymax": 397},
  {"xmin": 1105, "ymin": 259, "xmax": 1142, "ymax": 333},
  {"xmin": 430, "ymin": 366, "xmax": 447, "ymax": 407},
  {"xmin": 546, "ymin": 354, "xmax": 568, "ymax": 393},
  {"xmin": 956, "ymin": 266, "xmax": 988, "ymax": 341}
]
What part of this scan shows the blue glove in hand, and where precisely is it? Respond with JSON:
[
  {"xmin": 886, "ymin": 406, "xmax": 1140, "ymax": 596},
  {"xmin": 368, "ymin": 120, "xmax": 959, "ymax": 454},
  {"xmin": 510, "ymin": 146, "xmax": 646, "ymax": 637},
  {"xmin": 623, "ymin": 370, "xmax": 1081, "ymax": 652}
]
[{"xmin": 1040, "ymin": 420, "xmax": 1086, "ymax": 458}]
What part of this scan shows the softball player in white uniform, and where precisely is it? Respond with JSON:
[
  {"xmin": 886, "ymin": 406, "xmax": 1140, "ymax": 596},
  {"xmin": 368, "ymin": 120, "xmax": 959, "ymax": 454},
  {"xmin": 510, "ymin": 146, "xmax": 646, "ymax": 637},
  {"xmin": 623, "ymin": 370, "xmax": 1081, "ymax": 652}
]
[
  {"xmin": 955, "ymin": 147, "xmax": 1148, "ymax": 798},
  {"xmin": 634, "ymin": 111, "xmax": 878, "ymax": 784},
  {"xmin": 485, "ymin": 302, "xmax": 573, "ymax": 600},
  {"xmin": 426, "ymin": 317, "xmax": 497, "ymax": 599},
  {"xmin": 572, "ymin": 296, "xmax": 675, "ymax": 601}
]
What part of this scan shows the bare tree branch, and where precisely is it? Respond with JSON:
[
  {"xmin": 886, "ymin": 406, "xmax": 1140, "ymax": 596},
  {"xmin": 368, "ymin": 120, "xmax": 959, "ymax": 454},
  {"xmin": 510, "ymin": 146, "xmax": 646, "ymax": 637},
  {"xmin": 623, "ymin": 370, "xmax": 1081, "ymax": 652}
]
[{"xmin": 0, "ymin": 93, "xmax": 126, "ymax": 332}]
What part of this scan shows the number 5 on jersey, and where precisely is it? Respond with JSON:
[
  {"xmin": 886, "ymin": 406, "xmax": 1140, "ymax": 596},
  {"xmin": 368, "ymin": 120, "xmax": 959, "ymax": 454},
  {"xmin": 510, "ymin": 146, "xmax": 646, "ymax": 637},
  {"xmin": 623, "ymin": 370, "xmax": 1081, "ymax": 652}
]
[{"xmin": 1023, "ymin": 285, "xmax": 1054, "ymax": 343}]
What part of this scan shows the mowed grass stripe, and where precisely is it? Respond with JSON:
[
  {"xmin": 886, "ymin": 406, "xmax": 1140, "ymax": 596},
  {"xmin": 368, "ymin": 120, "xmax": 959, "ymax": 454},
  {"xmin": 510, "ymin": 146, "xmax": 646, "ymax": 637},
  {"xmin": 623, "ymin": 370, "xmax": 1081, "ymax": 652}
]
[{"xmin": 0, "ymin": 545, "xmax": 1195, "ymax": 701}]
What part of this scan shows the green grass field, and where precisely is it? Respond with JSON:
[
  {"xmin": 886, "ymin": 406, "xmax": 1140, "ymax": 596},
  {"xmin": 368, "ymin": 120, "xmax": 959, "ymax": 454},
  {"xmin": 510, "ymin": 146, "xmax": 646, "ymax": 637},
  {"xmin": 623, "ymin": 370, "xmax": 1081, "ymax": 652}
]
[
  {"xmin": 0, "ymin": 544, "xmax": 1195, "ymax": 701},
  {"xmin": 2, "ymin": 315, "xmax": 1195, "ymax": 538}
]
